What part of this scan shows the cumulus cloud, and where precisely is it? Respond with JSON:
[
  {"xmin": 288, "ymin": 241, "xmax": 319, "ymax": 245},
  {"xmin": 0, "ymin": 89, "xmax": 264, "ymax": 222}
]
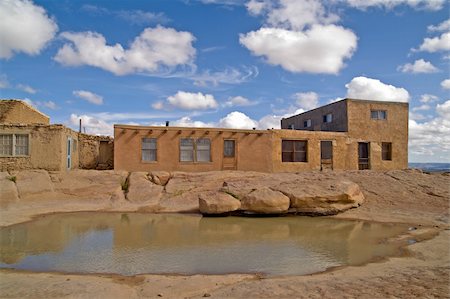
[
  {"xmin": 69, "ymin": 114, "xmax": 113, "ymax": 136},
  {"xmin": 420, "ymin": 94, "xmax": 438, "ymax": 103},
  {"xmin": 412, "ymin": 104, "xmax": 430, "ymax": 112},
  {"xmin": 409, "ymin": 100, "xmax": 450, "ymax": 161},
  {"xmin": 397, "ymin": 59, "xmax": 439, "ymax": 73},
  {"xmin": 166, "ymin": 91, "xmax": 218, "ymax": 110},
  {"xmin": 54, "ymin": 26, "xmax": 196, "ymax": 75},
  {"xmin": 441, "ymin": 79, "xmax": 450, "ymax": 90},
  {"xmin": 218, "ymin": 111, "xmax": 258, "ymax": 129},
  {"xmin": 293, "ymin": 92, "xmax": 319, "ymax": 110},
  {"xmin": 240, "ymin": 25, "xmax": 357, "ymax": 74},
  {"xmin": 345, "ymin": 76, "xmax": 410, "ymax": 102},
  {"xmin": 223, "ymin": 96, "xmax": 257, "ymax": 107},
  {"xmin": 73, "ymin": 90, "xmax": 103, "ymax": 105},
  {"xmin": 415, "ymin": 32, "xmax": 450, "ymax": 53},
  {"xmin": 345, "ymin": 0, "xmax": 445, "ymax": 11},
  {"xmin": 0, "ymin": 0, "xmax": 58, "ymax": 59},
  {"xmin": 171, "ymin": 116, "xmax": 214, "ymax": 128},
  {"xmin": 428, "ymin": 19, "xmax": 450, "ymax": 32},
  {"xmin": 246, "ymin": 0, "xmax": 268, "ymax": 15}
]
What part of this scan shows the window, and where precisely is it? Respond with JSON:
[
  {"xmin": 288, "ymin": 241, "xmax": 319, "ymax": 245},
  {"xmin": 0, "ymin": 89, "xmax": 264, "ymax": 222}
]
[
  {"xmin": 323, "ymin": 114, "xmax": 332, "ymax": 123},
  {"xmin": 382, "ymin": 142, "xmax": 392, "ymax": 161},
  {"xmin": 288, "ymin": 124, "xmax": 295, "ymax": 130},
  {"xmin": 371, "ymin": 110, "xmax": 387, "ymax": 120},
  {"xmin": 303, "ymin": 119, "xmax": 311, "ymax": 128},
  {"xmin": 196, "ymin": 138, "xmax": 211, "ymax": 162},
  {"xmin": 180, "ymin": 138, "xmax": 211, "ymax": 162},
  {"xmin": 142, "ymin": 138, "xmax": 157, "ymax": 161},
  {"xmin": 282, "ymin": 140, "xmax": 307, "ymax": 162},
  {"xmin": 223, "ymin": 140, "xmax": 235, "ymax": 157},
  {"xmin": 0, "ymin": 134, "xmax": 29, "ymax": 157}
]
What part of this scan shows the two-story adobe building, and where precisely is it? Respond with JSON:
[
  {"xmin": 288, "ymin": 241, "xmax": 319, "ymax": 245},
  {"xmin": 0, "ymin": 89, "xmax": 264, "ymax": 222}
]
[{"xmin": 114, "ymin": 98, "xmax": 408, "ymax": 172}]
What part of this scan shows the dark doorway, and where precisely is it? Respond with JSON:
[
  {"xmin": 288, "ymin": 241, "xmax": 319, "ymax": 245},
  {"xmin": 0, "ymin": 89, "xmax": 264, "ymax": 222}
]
[
  {"xmin": 320, "ymin": 141, "xmax": 333, "ymax": 170},
  {"xmin": 358, "ymin": 142, "xmax": 370, "ymax": 170}
]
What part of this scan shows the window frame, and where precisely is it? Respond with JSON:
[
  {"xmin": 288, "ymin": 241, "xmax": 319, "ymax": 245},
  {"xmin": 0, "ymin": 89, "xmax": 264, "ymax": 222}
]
[
  {"xmin": 371, "ymin": 110, "xmax": 387, "ymax": 120},
  {"xmin": 141, "ymin": 137, "xmax": 157, "ymax": 162},
  {"xmin": 281, "ymin": 140, "xmax": 308, "ymax": 163},
  {"xmin": 303, "ymin": 119, "xmax": 311, "ymax": 128},
  {"xmin": 179, "ymin": 137, "xmax": 211, "ymax": 163},
  {"xmin": 0, "ymin": 133, "xmax": 30, "ymax": 157},
  {"xmin": 323, "ymin": 113, "xmax": 333, "ymax": 123},
  {"xmin": 381, "ymin": 142, "xmax": 392, "ymax": 161}
]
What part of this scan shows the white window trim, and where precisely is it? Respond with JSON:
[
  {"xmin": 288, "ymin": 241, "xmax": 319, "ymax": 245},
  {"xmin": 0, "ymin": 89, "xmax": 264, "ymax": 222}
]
[{"xmin": 0, "ymin": 133, "xmax": 30, "ymax": 157}]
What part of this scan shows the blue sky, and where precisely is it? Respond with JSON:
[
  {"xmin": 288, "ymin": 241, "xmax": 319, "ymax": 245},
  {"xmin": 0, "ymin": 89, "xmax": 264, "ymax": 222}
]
[{"xmin": 0, "ymin": 0, "xmax": 449, "ymax": 163}]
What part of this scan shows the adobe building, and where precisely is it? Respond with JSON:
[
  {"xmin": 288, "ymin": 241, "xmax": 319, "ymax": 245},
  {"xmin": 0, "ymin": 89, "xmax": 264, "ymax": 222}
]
[
  {"xmin": 0, "ymin": 100, "xmax": 113, "ymax": 172},
  {"xmin": 114, "ymin": 98, "xmax": 408, "ymax": 172}
]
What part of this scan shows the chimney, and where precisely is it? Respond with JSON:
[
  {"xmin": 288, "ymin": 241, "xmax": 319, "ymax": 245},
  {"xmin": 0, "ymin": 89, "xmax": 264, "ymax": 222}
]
[
  {"xmin": 79, "ymin": 119, "xmax": 82, "ymax": 133},
  {"xmin": 165, "ymin": 121, "xmax": 169, "ymax": 127}
]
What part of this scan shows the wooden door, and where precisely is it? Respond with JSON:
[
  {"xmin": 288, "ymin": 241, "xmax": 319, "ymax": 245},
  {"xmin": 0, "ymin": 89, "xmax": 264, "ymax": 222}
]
[
  {"xmin": 358, "ymin": 142, "xmax": 370, "ymax": 170},
  {"xmin": 222, "ymin": 139, "xmax": 237, "ymax": 170},
  {"xmin": 320, "ymin": 141, "xmax": 333, "ymax": 170}
]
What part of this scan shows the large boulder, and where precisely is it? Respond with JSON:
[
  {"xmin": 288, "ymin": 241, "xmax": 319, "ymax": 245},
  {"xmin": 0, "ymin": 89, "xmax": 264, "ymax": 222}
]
[
  {"xmin": 279, "ymin": 180, "xmax": 364, "ymax": 215},
  {"xmin": 127, "ymin": 172, "xmax": 163, "ymax": 204},
  {"xmin": 241, "ymin": 188, "xmax": 290, "ymax": 214},
  {"xmin": 0, "ymin": 172, "xmax": 19, "ymax": 202},
  {"xmin": 150, "ymin": 171, "xmax": 171, "ymax": 186},
  {"xmin": 15, "ymin": 170, "xmax": 54, "ymax": 199},
  {"xmin": 199, "ymin": 191, "xmax": 241, "ymax": 214}
]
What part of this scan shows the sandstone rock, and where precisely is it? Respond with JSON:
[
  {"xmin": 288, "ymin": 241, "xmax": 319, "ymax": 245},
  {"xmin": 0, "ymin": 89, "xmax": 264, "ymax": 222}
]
[
  {"xmin": 127, "ymin": 172, "xmax": 163, "ymax": 204},
  {"xmin": 241, "ymin": 187, "xmax": 290, "ymax": 214},
  {"xmin": 198, "ymin": 191, "xmax": 241, "ymax": 214},
  {"xmin": 151, "ymin": 171, "xmax": 171, "ymax": 186},
  {"xmin": 0, "ymin": 172, "xmax": 19, "ymax": 202},
  {"xmin": 15, "ymin": 170, "xmax": 53, "ymax": 199},
  {"xmin": 281, "ymin": 180, "xmax": 364, "ymax": 215}
]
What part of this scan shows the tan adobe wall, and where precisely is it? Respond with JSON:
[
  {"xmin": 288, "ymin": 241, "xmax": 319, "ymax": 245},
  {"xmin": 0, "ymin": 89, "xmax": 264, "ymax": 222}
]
[
  {"xmin": 346, "ymin": 100, "xmax": 408, "ymax": 170},
  {"xmin": 114, "ymin": 125, "xmax": 273, "ymax": 172},
  {"xmin": 0, "ymin": 100, "xmax": 50, "ymax": 125},
  {"xmin": 0, "ymin": 124, "xmax": 66, "ymax": 171},
  {"xmin": 78, "ymin": 134, "xmax": 114, "ymax": 169},
  {"xmin": 281, "ymin": 100, "xmax": 348, "ymax": 132},
  {"xmin": 271, "ymin": 129, "xmax": 353, "ymax": 172}
]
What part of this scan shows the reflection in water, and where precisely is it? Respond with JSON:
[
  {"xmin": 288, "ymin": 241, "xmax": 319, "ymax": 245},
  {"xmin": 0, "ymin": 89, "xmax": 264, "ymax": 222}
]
[{"xmin": 0, "ymin": 213, "xmax": 407, "ymax": 276}]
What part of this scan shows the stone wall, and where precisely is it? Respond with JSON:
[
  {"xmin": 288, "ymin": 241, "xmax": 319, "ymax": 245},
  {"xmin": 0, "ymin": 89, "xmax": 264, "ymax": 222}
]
[{"xmin": 78, "ymin": 133, "xmax": 114, "ymax": 169}]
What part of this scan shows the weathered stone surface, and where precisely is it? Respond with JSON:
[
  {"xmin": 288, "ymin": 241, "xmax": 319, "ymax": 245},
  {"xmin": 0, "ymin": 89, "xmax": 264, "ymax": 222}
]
[
  {"xmin": 280, "ymin": 180, "xmax": 364, "ymax": 215},
  {"xmin": 15, "ymin": 169, "xmax": 53, "ymax": 199},
  {"xmin": 0, "ymin": 172, "xmax": 19, "ymax": 202},
  {"xmin": 127, "ymin": 172, "xmax": 163, "ymax": 204},
  {"xmin": 198, "ymin": 191, "xmax": 241, "ymax": 214},
  {"xmin": 51, "ymin": 170, "xmax": 127, "ymax": 201},
  {"xmin": 151, "ymin": 171, "xmax": 171, "ymax": 186},
  {"xmin": 241, "ymin": 188, "xmax": 290, "ymax": 214}
]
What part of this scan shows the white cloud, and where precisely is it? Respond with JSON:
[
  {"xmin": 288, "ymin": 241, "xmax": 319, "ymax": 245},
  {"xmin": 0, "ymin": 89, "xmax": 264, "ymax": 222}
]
[
  {"xmin": 415, "ymin": 32, "xmax": 450, "ymax": 53},
  {"xmin": 16, "ymin": 84, "xmax": 37, "ymax": 94},
  {"xmin": 345, "ymin": 76, "xmax": 410, "ymax": 102},
  {"xmin": 167, "ymin": 91, "xmax": 218, "ymax": 110},
  {"xmin": 420, "ymin": 94, "xmax": 438, "ymax": 103},
  {"xmin": 0, "ymin": 74, "xmax": 9, "ymax": 88},
  {"xmin": 257, "ymin": 114, "xmax": 281, "ymax": 129},
  {"xmin": 73, "ymin": 90, "xmax": 104, "ymax": 105},
  {"xmin": 152, "ymin": 101, "xmax": 164, "ymax": 110},
  {"xmin": 409, "ymin": 100, "xmax": 450, "ymax": 162},
  {"xmin": 69, "ymin": 114, "xmax": 113, "ymax": 136},
  {"xmin": 41, "ymin": 100, "xmax": 57, "ymax": 110},
  {"xmin": 428, "ymin": 19, "xmax": 450, "ymax": 32},
  {"xmin": 21, "ymin": 98, "xmax": 57, "ymax": 110},
  {"xmin": 116, "ymin": 10, "xmax": 169, "ymax": 25},
  {"xmin": 246, "ymin": 0, "xmax": 269, "ymax": 15},
  {"xmin": 240, "ymin": 25, "xmax": 357, "ymax": 74},
  {"xmin": 0, "ymin": 0, "xmax": 58, "ymax": 59},
  {"xmin": 397, "ymin": 59, "xmax": 439, "ymax": 73},
  {"xmin": 441, "ymin": 79, "xmax": 450, "ymax": 90},
  {"xmin": 218, "ymin": 111, "xmax": 258, "ymax": 129},
  {"xmin": 293, "ymin": 91, "xmax": 319, "ymax": 110},
  {"xmin": 223, "ymin": 96, "xmax": 257, "ymax": 107},
  {"xmin": 171, "ymin": 116, "xmax": 214, "ymax": 128},
  {"xmin": 412, "ymin": 104, "xmax": 430, "ymax": 112},
  {"xmin": 265, "ymin": 0, "xmax": 339, "ymax": 30},
  {"xmin": 191, "ymin": 66, "xmax": 258, "ymax": 86},
  {"xmin": 54, "ymin": 26, "xmax": 196, "ymax": 75},
  {"xmin": 345, "ymin": 0, "xmax": 445, "ymax": 11}
]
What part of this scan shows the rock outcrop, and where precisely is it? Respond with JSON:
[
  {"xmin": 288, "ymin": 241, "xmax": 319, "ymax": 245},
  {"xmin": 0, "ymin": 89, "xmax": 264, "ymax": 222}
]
[
  {"xmin": 127, "ymin": 172, "xmax": 163, "ymax": 204},
  {"xmin": 198, "ymin": 191, "xmax": 241, "ymax": 214},
  {"xmin": 16, "ymin": 170, "xmax": 53, "ymax": 199},
  {"xmin": 241, "ymin": 187, "xmax": 290, "ymax": 214},
  {"xmin": 0, "ymin": 172, "xmax": 19, "ymax": 202}
]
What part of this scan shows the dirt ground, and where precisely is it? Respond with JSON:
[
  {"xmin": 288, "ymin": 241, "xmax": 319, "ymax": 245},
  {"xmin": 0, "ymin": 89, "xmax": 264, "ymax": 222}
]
[{"xmin": 0, "ymin": 170, "xmax": 449, "ymax": 298}]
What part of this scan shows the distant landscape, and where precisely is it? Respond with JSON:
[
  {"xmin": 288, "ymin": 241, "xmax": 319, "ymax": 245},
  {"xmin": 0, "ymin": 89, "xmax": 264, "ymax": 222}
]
[{"xmin": 409, "ymin": 163, "xmax": 450, "ymax": 172}]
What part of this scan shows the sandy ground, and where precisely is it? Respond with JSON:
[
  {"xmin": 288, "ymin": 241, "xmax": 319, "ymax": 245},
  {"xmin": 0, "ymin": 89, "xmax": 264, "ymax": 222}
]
[{"xmin": 0, "ymin": 170, "xmax": 449, "ymax": 298}]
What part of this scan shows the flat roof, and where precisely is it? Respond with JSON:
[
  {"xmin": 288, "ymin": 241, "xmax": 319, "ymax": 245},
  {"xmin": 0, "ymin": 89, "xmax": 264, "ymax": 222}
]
[
  {"xmin": 282, "ymin": 98, "xmax": 408, "ymax": 120},
  {"xmin": 114, "ymin": 124, "xmax": 271, "ymax": 134}
]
